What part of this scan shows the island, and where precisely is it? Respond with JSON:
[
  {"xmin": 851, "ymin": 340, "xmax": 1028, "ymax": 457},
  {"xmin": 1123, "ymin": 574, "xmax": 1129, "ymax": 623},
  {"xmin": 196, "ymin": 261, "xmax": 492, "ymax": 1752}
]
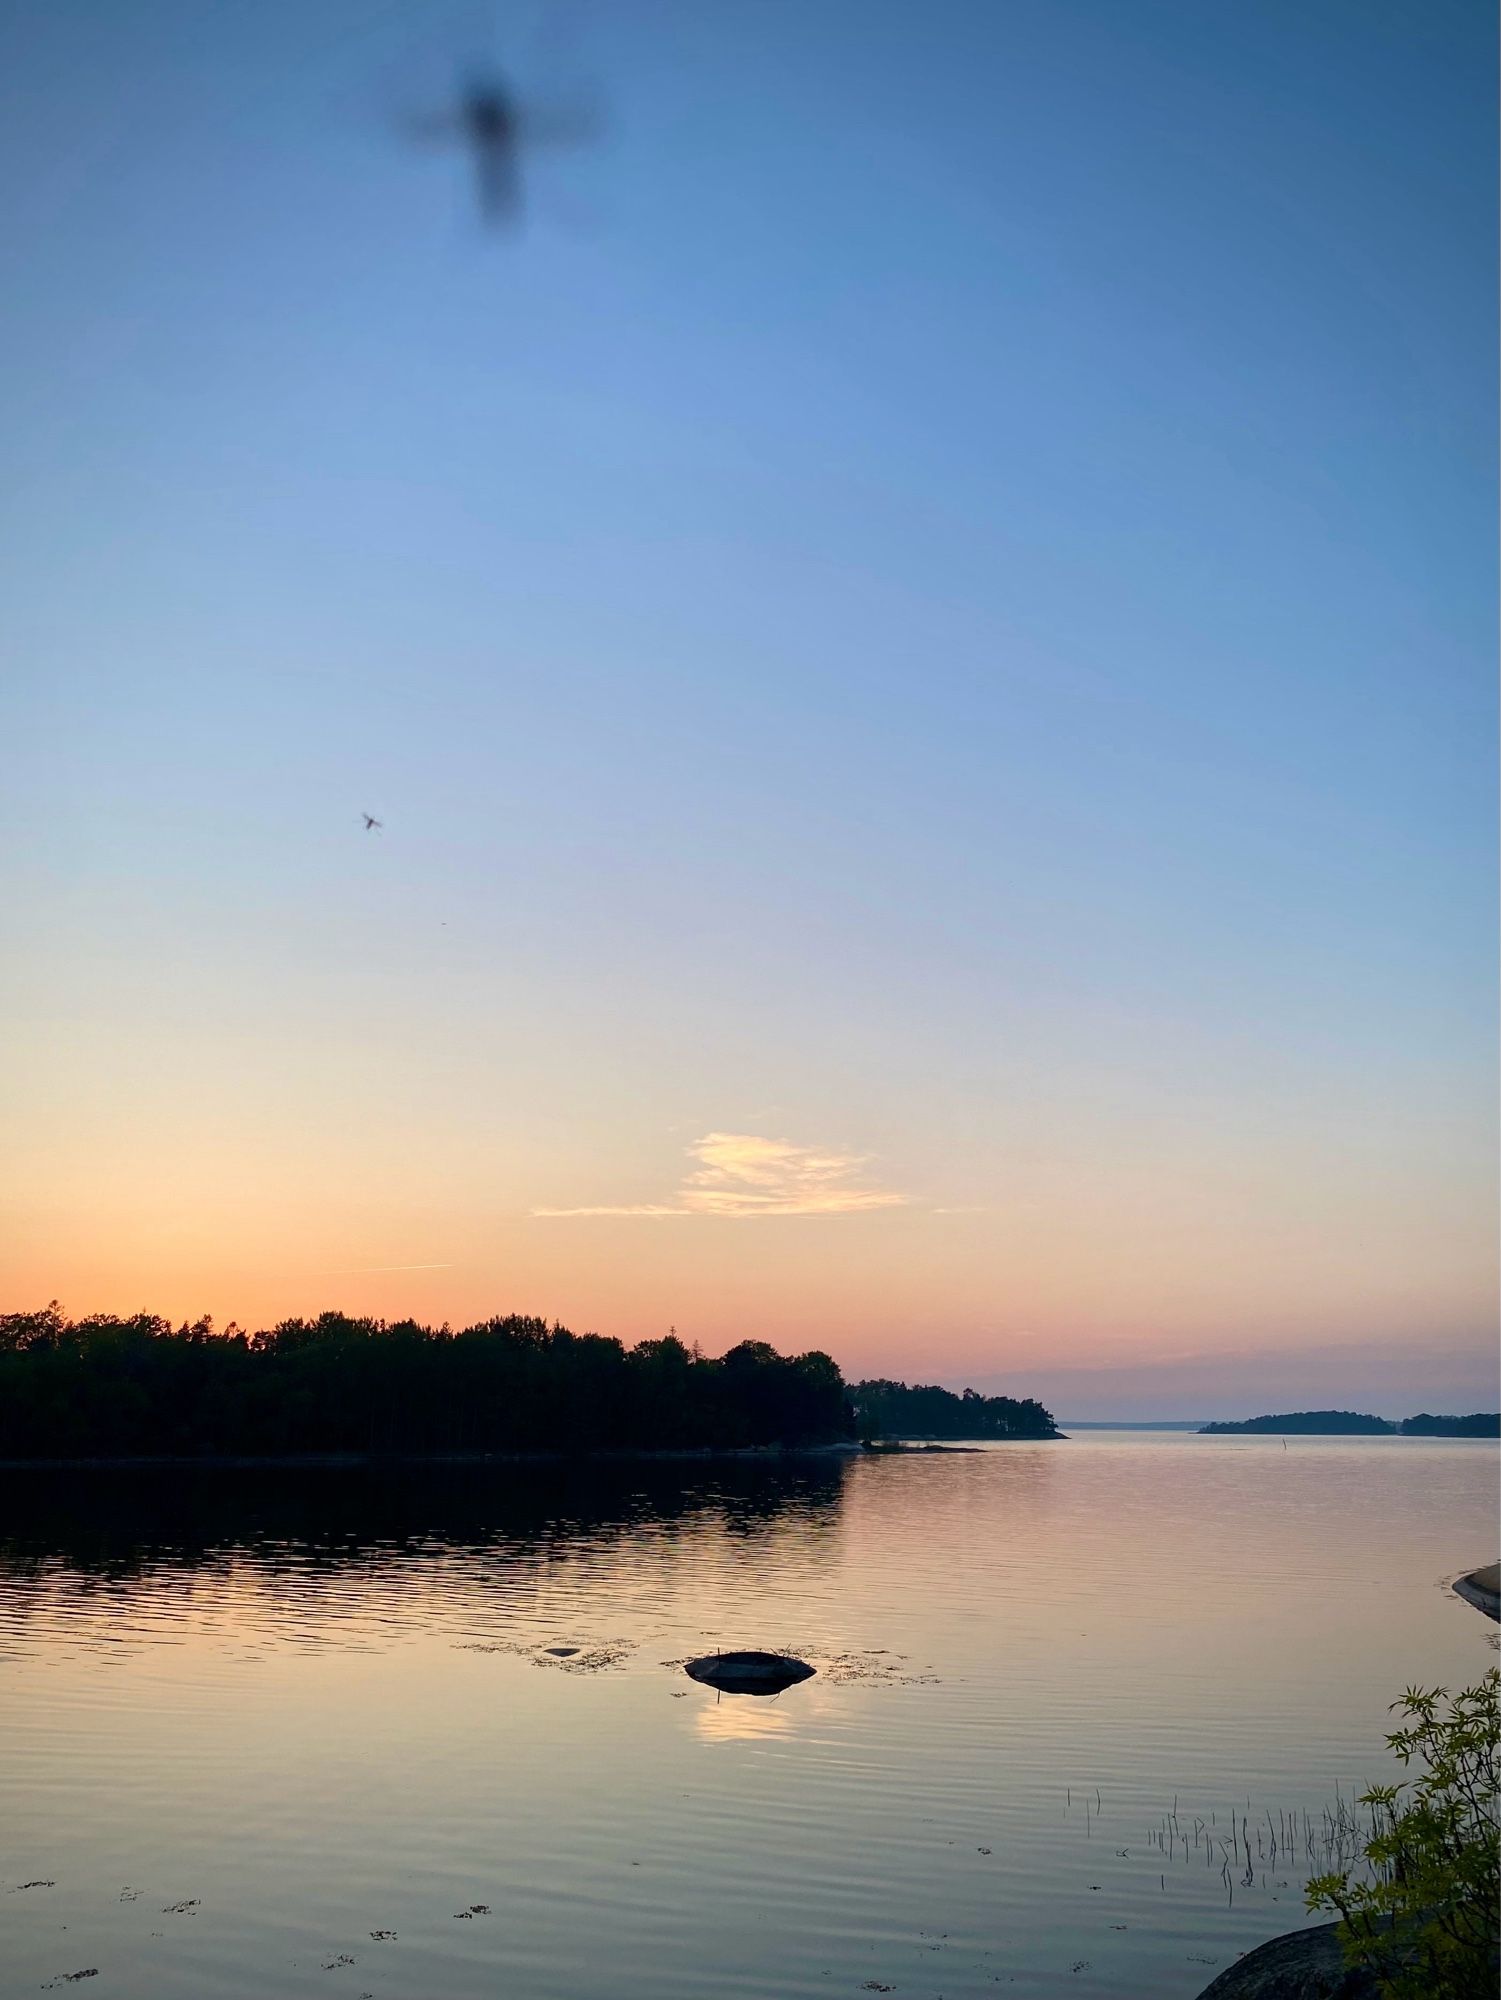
[
  {"xmin": 0, "ymin": 1304, "xmax": 1061, "ymax": 1462},
  {"xmin": 1200, "ymin": 1409, "xmax": 1396, "ymax": 1434},
  {"xmin": 1199, "ymin": 1409, "xmax": 1500, "ymax": 1436}
]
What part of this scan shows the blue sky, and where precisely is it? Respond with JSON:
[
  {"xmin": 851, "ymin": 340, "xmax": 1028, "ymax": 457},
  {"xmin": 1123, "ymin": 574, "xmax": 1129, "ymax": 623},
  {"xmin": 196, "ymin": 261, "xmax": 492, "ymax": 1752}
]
[{"xmin": 1, "ymin": 0, "xmax": 1495, "ymax": 1414}]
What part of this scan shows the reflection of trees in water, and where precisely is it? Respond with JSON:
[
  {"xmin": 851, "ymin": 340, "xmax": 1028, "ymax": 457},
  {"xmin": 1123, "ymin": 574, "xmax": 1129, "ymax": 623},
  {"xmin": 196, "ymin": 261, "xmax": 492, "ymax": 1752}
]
[{"xmin": 0, "ymin": 1461, "xmax": 850, "ymax": 1652}]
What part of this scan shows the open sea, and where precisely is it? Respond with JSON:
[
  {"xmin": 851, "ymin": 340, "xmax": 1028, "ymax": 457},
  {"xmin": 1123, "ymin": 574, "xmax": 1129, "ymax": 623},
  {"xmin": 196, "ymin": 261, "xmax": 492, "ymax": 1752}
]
[{"xmin": 1, "ymin": 1432, "xmax": 1495, "ymax": 1999}]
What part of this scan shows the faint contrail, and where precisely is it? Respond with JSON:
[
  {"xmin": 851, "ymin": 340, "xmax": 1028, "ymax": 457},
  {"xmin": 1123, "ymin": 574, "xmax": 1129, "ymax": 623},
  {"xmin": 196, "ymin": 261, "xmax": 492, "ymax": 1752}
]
[{"xmin": 314, "ymin": 1262, "xmax": 456, "ymax": 1274}]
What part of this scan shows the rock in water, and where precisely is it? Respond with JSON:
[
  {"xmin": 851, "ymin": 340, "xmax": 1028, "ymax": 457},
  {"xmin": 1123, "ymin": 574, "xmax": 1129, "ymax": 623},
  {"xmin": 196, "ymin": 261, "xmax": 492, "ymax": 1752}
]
[
  {"xmin": 683, "ymin": 1651, "xmax": 815, "ymax": 1696},
  {"xmin": 1193, "ymin": 1923, "xmax": 1377, "ymax": 1999},
  {"xmin": 1196, "ymin": 1916, "xmax": 1498, "ymax": 1999},
  {"xmin": 1454, "ymin": 1563, "xmax": 1500, "ymax": 1621}
]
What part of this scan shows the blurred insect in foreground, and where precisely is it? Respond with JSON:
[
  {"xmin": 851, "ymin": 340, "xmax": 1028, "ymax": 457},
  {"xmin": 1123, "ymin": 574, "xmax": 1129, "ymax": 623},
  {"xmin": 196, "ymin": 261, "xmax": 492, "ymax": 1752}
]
[{"xmin": 406, "ymin": 68, "xmax": 600, "ymax": 227}]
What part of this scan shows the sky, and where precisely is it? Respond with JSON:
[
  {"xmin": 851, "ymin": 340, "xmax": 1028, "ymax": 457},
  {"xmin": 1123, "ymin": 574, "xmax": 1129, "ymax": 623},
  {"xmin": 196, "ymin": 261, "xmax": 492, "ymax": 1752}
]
[{"xmin": 1, "ymin": 0, "xmax": 1495, "ymax": 1418}]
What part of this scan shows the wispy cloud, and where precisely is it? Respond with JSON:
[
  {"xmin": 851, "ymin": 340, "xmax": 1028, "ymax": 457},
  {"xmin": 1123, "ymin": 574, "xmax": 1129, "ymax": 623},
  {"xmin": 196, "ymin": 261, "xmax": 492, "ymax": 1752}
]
[{"xmin": 534, "ymin": 1132, "xmax": 907, "ymax": 1219}]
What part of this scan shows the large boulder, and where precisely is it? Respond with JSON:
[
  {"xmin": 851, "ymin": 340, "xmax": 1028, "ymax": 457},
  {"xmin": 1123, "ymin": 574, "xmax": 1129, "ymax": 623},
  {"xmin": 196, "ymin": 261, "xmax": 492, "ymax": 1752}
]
[
  {"xmin": 684, "ymin": 1651, "xmax": 815, "ymax": 1695},
  {"xmin": 1193, "ymin": 1923, "xmax": 1378, "ymax": 2000}
]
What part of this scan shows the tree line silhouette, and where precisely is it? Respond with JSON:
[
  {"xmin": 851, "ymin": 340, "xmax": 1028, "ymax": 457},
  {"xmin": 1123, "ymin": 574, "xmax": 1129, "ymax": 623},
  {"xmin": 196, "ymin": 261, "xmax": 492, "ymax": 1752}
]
[
  {"xmin": 0, "ymin": 1306, "xmax": 850, "ymax": 1459},
  {"xmin": 849, "ymin": 1378, "xmax": 1060, "ymax": 1440},
  {"xmin": 0, "ymin": 1306, "xmax": 1063, "ymax": 1460},
  {"xmin": 1198, "ymin": 1409, "xmax": 1500, "ymax": 1436}
]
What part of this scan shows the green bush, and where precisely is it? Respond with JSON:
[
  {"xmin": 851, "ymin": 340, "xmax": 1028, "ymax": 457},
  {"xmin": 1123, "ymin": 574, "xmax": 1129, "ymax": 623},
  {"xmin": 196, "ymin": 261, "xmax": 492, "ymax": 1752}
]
[{"xmin": 1306, "ymin": 1668, "xmax": 1499, "ymax": 1999}]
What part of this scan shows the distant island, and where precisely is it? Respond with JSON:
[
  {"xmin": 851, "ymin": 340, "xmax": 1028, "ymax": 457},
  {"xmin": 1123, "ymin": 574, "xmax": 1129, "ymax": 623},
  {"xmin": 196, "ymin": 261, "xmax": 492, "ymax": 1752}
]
[
  {"xmin": 850, "ymin": 1378, "xmax": 1060, "ymax": 1441},
  {"xmin": 0, "ymin": 1304, "xmax": 1060, "ymax": 1461},
  {"xmin": 1199, "ymin": 1409, "xmax": 1500, "ymax": 1437}
]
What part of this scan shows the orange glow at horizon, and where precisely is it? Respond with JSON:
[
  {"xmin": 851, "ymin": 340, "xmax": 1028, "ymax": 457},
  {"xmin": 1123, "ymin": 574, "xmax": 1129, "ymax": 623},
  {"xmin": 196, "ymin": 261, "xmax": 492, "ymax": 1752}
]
[{"xmin": 7, "ymin": 1097, "xmax": 1495, "ymax": 1416}]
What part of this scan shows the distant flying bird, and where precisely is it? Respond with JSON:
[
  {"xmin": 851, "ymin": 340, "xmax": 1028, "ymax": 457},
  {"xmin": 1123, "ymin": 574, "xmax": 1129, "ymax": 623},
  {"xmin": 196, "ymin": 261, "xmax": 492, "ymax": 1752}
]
[
  {"xmin": 405, "ymin": 68, "xmax": 599, "ymax": 226},
  {"xmin": 361, "ymin": 814, "xmax": 383, "ymax": 833}
]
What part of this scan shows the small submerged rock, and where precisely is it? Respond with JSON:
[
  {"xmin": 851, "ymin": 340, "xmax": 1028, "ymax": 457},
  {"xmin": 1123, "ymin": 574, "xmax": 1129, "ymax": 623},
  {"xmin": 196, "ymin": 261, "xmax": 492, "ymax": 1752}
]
[
  {"xmin": 683, "ymin": 1651, "xmax": 815, "ymax": 1696},
  {"xmin": 456, "ymin": 1637, "xmax": 634, "ymax": 1673}
]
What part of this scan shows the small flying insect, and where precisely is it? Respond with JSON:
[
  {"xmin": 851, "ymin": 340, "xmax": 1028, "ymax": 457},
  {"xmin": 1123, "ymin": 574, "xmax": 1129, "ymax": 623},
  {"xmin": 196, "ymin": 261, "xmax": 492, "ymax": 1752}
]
[
  {"xmin": 406, "ymin": 67, "xmax": 599, "ymax": 227},
  {"xmin": 361, "ymin": 814, "xmax": 383, "ymax": 833}
]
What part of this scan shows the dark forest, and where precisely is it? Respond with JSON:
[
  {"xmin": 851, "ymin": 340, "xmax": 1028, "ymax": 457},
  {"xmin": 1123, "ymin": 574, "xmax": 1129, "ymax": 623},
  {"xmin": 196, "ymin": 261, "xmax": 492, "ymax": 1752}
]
[
  {"xmin": 0, "ymin": 1306, "xmax": 849, "ymax": 1458},
  {"xmin": 849, "ymin": 1377, "xmax": 1060, "ymax": 1441},
  {"xmin": 0, "ymin": 1305, "xmax": 1062, "ymax": 1460}
]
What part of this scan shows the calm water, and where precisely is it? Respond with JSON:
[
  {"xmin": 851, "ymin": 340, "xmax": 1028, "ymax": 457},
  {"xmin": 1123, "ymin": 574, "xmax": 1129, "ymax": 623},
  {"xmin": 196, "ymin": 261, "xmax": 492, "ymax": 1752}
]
[{"xmin": 2, "ymin": 1435, "xmax": 1495, "ymax": 1999}]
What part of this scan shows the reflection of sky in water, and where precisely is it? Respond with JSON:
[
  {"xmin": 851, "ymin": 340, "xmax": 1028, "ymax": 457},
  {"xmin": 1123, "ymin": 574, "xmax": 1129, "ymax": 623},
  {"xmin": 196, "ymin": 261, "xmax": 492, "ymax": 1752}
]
[
  {"xmin": 1, "ymin": 1437, "xmax": 1495, "ymax": 1999},
  {"xmin": 692, "ymin": 1692, "xmax": 798, "ymax": 1742}
]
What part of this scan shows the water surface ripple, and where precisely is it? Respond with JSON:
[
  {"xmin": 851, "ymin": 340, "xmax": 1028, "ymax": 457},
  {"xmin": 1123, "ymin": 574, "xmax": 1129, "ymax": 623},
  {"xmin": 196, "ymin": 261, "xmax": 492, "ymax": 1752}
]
[{"xmin": 2, "ymin": 1434, "xmax": 1495, "ymax": 1998}]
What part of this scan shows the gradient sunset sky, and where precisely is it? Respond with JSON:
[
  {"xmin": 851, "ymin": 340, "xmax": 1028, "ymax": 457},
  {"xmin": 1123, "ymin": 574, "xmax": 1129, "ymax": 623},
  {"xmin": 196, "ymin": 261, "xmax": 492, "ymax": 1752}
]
[{"xmin": 2, "ymin": 0, "xmax": 1495, "ymax": 1417}]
